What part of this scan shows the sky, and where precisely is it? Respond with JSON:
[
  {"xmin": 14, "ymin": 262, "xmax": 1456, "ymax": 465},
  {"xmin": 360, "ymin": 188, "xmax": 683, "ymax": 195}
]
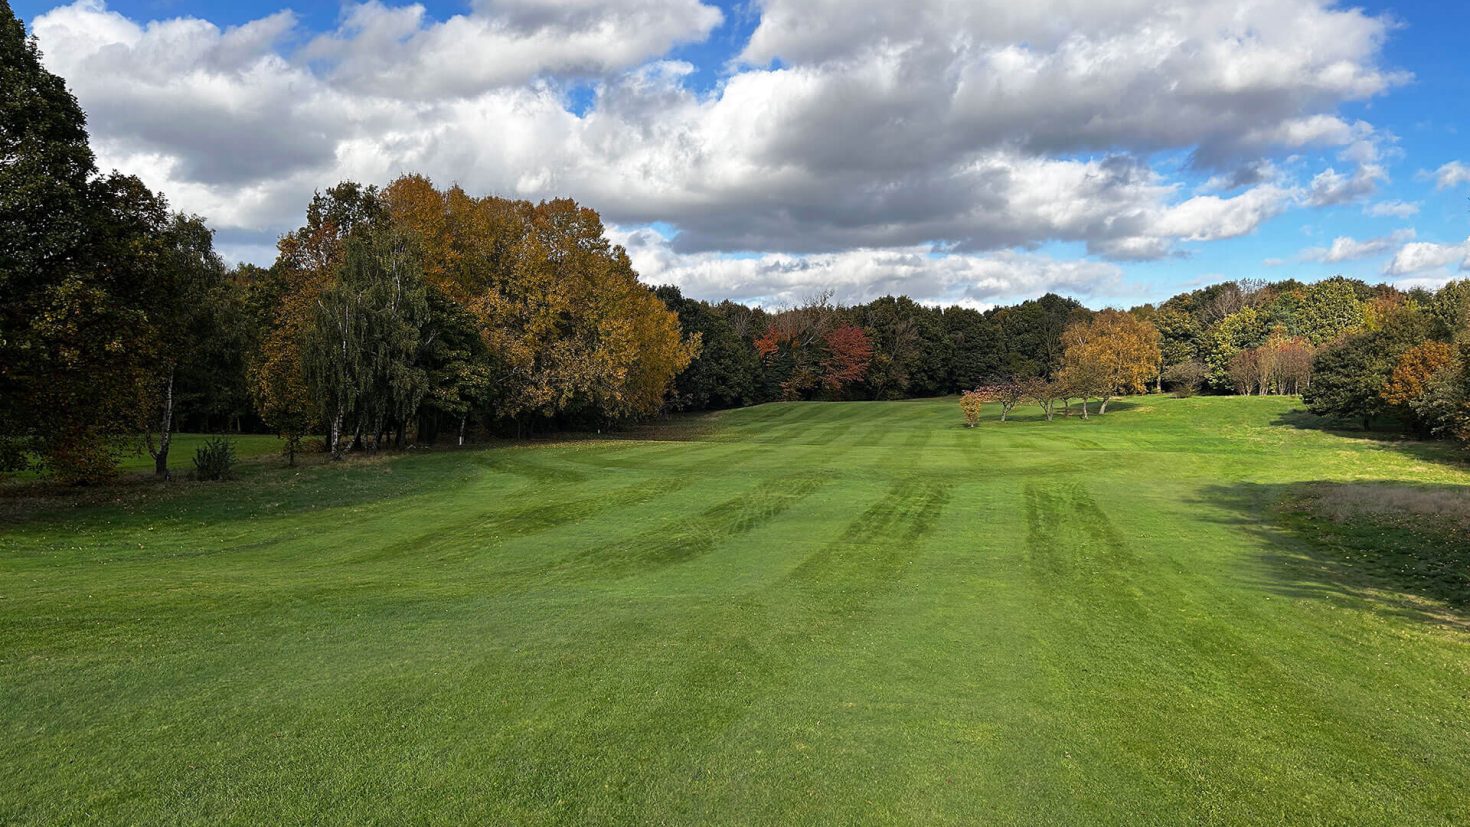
[{"xmin": 11, "ymin": 0, "xmax": 1470, "ymax": 309}]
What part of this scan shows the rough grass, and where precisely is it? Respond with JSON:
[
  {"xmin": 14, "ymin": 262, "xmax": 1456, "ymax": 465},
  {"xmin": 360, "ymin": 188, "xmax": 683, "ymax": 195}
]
[{"xmin": 3, "ymin": 397, "xmax": 1470, "ymax": 824}]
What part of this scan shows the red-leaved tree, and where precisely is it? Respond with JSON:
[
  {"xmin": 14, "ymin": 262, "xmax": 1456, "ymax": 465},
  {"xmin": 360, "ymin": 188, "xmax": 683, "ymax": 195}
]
[{"xmin": 821, "ymin": 325, "xmax": 873, "ymax": 392}]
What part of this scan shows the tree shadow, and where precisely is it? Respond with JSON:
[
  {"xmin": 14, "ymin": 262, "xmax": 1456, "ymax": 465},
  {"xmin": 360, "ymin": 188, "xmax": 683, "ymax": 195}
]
[
  {"xmin": 1271, "ymin": 407, "xmax": 1468, "ymax": 471},
  {"xmin": 1197, "ymin": 480, "xmax": 1470, "ymax": 630}
]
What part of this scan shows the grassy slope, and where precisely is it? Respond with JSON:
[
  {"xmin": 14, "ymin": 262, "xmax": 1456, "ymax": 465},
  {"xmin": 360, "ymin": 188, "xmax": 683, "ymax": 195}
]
[{"xmin": 2, "ymin": 397, "xmax": 1469, "ymax": 824}]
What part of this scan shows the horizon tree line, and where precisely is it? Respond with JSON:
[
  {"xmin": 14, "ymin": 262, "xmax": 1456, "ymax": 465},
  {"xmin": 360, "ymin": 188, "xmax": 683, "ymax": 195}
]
[{"xmin": 4, "ymin": 0, "xmax": 1470, "ymax": 484}]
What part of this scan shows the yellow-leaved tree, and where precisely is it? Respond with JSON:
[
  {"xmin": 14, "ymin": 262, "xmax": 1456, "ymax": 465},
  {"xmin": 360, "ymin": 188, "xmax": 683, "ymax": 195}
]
[{"xmin": 1059, "ymin": 309, "xmax": 1162, "ymax": 415}]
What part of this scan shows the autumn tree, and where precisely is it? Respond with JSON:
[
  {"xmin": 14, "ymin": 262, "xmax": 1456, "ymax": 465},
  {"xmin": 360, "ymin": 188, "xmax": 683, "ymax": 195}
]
[
  {"xmin": 1382, "ymin": 341, "xmax": 1456, "ymax": 435},
  {"xmin": 821, "ymin": 325, "xmax": 873, "ymax": 394},
  {"xmin": 1020, "ymin": 376, "xmax": 1062, "ymax": 421},
  {"xmin": 991, "ymin": 381, "xmax": 1025, "ymax": 422},
  {"xmin": 1058, "ymin": 310, "xmax": 1161, "ymax": 414}
]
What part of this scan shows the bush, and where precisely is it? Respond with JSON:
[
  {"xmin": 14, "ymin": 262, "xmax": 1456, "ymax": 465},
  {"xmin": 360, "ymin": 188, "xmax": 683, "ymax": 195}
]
[
  {"xmin": 1164, "ymin": 361, "xmax": 1207, "ymax": 398},
  {"xmin": 960, "ymin": 389, "xmax": 985, "ymax": 427},
  {"xmin": 192, "ymin": 437, "xmax": 237, "ymax": 481}
]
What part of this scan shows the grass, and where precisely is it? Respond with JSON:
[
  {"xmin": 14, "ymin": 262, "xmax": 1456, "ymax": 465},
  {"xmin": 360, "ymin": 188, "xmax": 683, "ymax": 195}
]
[{"xmin": 3, "ymin": 396, "xmax": 1470, "ymax": 823}]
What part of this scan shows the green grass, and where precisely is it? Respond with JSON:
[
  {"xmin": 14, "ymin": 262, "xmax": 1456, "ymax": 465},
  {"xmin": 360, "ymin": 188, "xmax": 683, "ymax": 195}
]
[
  {"xmin": 3, "ymin": 396, "xmax": 1470, "ymax": 823},
  {"xmin": 5, "ymin": 433, "xmax": 284, "ymax": 481}
]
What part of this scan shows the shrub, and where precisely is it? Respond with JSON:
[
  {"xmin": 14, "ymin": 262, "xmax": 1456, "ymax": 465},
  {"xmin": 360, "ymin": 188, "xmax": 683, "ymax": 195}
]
[
  {"xmin": 960, "ymin": 390, "xmax": 985, "ymax": 427},
  {"xmin": 1164, "ymin": 361, "xmax": 1207, "ymax": 398},
  {"xmin": 193, "ymin": 437, "xmax": 237, "ymax": 481}
]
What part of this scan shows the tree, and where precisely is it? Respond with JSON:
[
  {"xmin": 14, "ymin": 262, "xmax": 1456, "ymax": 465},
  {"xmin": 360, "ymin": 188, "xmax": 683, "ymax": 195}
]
[
  {"xmin": 0, "ymin": 5, "xmax": 178, "ymax": 482},
  {"xmin": 1058, "ymin": 310, "xmax": 1161, "ymax": 414},
  {"xmin": 655, "ymin": 285, "xmax": 759, "ymax": 410},
  {"xmin": 1430, "ymin": 280, "xmax": 1470, "ymax": 339},
  {"xmin": 141, "ymin": 214, "xmax": 231, "ymax": 477},
  {"xmin": 1228, "ymin": 348, "xmax": 1264, "ymax": 396},
  {"xmin": 994, "ymin": 294, "xmax": 1088, "ymax": 379},
  {"xmin": 1296, "ymin": 276, "xmax": 1368, "ymax": 345},
  {"xmin": 821, "ymin": 325, "xmax": 873, "ymax": 394},
  {"xmin": 1154, "ymin": 307, "xmax": 1203, "ymax": 392},
  {"xmin": 1020, "ymin": 376, "xmax": 1061, "ymax": 421},
  {"xmin": 303, "ymin": 225, "xmax": 428, "ymax": 458},
  {"xmin": 1206, "ymin": 306, "xmax": 1267, "ymax": 390},
  {"xmin": 857, "ymin": 296, "xmax": 950, "ymax": 398},
  {"xmin": 1383, "ymin": 341, "xmax": 1456, "ymax": 435},
  {"xmin": 419, "ymin": 288, "xmax": 493, "ymax": 445},
  {"xmin": 990, "ymin": 381, "xmax": 1025, "ymax": 422},
  {"xmin": 945, "ymin": 308, "xmax": 1005, "ymax": 391},
  {"xmin": 1303, "ymin": 333, "xmax": 1395, "ymax": 429}
]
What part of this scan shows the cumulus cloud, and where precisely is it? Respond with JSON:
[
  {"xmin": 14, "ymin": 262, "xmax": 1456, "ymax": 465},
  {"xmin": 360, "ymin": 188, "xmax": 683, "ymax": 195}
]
[
  {"xmin": 1384, "ymin": 236, "xmax": 1470, "ymax": 276},
  {"xmin": 1300, "ymin": 229, "xmax": 1415, "ymax": 263},
  {"xmin": 28, "ymin": 0, "xmax": 1409, "ymax": 292},
  {"xmin": 302, "ymin": 0, "xmax": 723, "ymax": 99},
  {"xmin": 1425, "ymin": 161, "xmax": 1470, "ymax": 190}
]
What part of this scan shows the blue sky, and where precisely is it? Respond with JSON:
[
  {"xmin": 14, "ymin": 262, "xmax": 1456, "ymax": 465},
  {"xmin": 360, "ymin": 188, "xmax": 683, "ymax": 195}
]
[{"xmin": 13, "ymin": 0, "xmax": 1470, "ymax": 308}]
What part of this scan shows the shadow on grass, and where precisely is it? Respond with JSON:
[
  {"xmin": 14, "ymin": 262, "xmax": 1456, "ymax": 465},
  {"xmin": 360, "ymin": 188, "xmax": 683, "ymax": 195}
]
[
  {"xmin": 1199, "ymin": 480, "xmax": 1470, "ymax": 628},
  {"xmin": 1271, "ymin": 406, "xmax": 1469, "ymax": 472}
]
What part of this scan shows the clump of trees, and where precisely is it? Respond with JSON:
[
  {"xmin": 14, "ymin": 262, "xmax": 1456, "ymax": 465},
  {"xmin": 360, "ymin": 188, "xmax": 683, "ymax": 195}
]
[{"xmin": 252, "ymin": 176, "xmax": 697, "ymax": 461}]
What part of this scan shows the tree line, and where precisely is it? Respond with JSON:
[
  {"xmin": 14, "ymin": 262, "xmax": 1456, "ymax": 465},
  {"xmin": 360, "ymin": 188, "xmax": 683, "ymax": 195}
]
[{"xmin": 4, "ymin": 1, "xmax": 1469, "ymax": 484}]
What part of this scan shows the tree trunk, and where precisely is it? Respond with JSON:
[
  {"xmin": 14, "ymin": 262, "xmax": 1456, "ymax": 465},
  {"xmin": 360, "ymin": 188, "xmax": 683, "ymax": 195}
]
[
  {"xmin": 1079, "ymin": 399, "xmax": 1089, "ymax": 420},
  {"xmin": 329, "ymin": 407, "xmax": 345, "ymax": 460},
  {"xmin": 458, "ymin": 414, "xmax": 467, "ymax": 446},
  {"xmin": 1099, "ymin": 395, "xmax": 1111, "ymax": 415},
  {"xmin": 153, "ymin": 367, "xmax": 175, "ymax": 477}
]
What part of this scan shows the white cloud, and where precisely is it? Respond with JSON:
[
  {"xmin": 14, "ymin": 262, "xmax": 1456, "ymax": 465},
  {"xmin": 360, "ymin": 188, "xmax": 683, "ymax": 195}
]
[
  {"xmin": 1300, "ymin": 229, "xmax": 1415, "ymax": 263},
  {"xmin": 613, "ymin": 228, "xmax": 1123, "ymax": 307},
  {"xmin": 28, "ymin": 0, "xmax": 1410, "ymax": 293},
  {"xmin": 1384, "ymin": 236, "xmax": 1470, "ymax": 276},
  {"xmin": 1365, "ymin": 200, "xmax": 1419, "ymax": 218},
  {"xmin": 301, "ymin": 0, "xmax": 723, "ymax": 100},
  {"xmin": 1425, "ymin": 161, "xmax": 1470, "ymax": 190}
]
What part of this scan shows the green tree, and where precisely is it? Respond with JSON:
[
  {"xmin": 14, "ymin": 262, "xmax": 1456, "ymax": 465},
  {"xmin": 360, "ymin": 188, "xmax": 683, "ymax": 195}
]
[
  {"xmin": 419, "ymin": 287, "xmax": 493, "ymax": 445},
  {"xmin": 655, "ymin": 285, "xmax": 759, "ymax": 410},
  {"xmin": 0, "ymin": 3, "xmax": 171, "ymax": 480},
  {"xmin": 1296, "ymin": 276, "xmax": 1368, "ymax": 345},
  {"xmin": 1206, "ymin": 306, "xmax": 1267, "ymax": 390},
  {"xmin": 142, "ymin": 214, "xmax": 232, "ymax": 477},
  {"xmin": 1303, "ymin": 334, "xmax": 1394, "ymax": 428},
  {"xmin": 303, "ymin": 226, "xmax": 428, "ymax": 457}
]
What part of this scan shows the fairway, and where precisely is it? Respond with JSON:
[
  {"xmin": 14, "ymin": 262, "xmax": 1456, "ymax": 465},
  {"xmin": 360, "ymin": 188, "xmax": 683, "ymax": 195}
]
[{"xmin": 4, "ymin": 397, "xmax": 1470, "ymax": 823}]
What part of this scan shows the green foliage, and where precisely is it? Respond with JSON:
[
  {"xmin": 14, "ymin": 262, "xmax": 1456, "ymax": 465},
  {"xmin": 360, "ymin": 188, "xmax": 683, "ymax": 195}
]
[
  {"xmin": 943, "ymin": 307, "xmax": 1004, "ymax": 389},
  {"xmin": 1429, "ymin": 279, "xmax": 1470, "ymax": 339},
  {"xmin": 1303, "ymin": 333, "xmax": 1395, "ymax": 427},
  {"xmin": 655, "ymin": 285, "xmax": 760, "ymax": 410},
  {"xmin": 303, "ymin": 225, "xmax": 429, "ymax": 454},
  {"xmin": 0, "ymin": 4, "xmax": 182, "ymax": 482},
  {"xmin": 1205, "ymin": 306, "xmax": 1267, "ymax": 389},
  {"xmin": 1296, "ymin": 276, "xmax": 1368, "ymax": 345},
  {"xmin": 191, "ymin": 436, "xmax": 236, "ymax": 481}
]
